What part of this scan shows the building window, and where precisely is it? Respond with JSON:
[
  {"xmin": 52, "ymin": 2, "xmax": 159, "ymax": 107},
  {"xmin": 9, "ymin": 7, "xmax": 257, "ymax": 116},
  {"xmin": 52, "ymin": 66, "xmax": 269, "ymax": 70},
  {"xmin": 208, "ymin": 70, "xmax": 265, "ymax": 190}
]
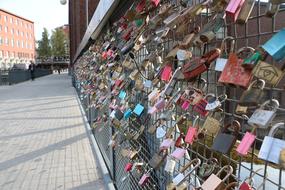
[
  {"xmin": 4, "ymin": 16, "xmax": 7, "ymax": 22},
  {"xmin": 17, "ymin": 40, "xmax": 20, "ymax": 47},
  {"xmin": 11, "ymin": 28, "xmax": 14, "ymax": 35},
  {"xmin": 26, "ymin": 32, "xmax": 28, "ymax": 38},
  {"xmin": 22, "ymin": 41, "xmax": 24, "ymax": 48},
  {"xmin": 30, "ymin": 33, "xmax": 32, "ymax": 39},
  {"xmin": 17, "ymin": 30, "xmax": 19, "ymax": 36},
  {"xmin": 26, "ymin": 41, "xmax": 28, "ymax": 49},
  {"xmin": 15, "ymin": 19, "xmax": 18, "ymax": 25},
  {"xmin": 10, "ymin": 17, "xmax": 13, "ymax": 24},
  {"xmin": 11, "ymin": 39, "xmax": 14, "ymax": 47},
  {"xmin": 0, "ymin": 25, "xmax": 2, "ymax": 32},
  {"xmin": 0, "ymin": 37, "xmax": 2, "ymax": 45},
  {"xmin": 20, "ymin": 21, "xmax": 23, "ymax": 27},
  {"xmin": 0, "ymin": 51, "xmax": 2, "ymax": 57},
  {"xmin": 5, "ymin": 38, "xmax": 9, "ymax": 46},
  {"xmin": 4, "ymin": 26, "xmax": 8, "ymax": 33},
  {"xmin": 21, "ymin": 31, "xmax": 24, "ymax": 37}
]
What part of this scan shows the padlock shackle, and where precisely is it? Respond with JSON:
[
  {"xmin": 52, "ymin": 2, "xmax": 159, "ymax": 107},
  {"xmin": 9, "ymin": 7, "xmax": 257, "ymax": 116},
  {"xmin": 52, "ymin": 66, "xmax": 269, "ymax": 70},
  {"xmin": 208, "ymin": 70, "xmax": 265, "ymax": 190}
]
[
  {"xmin": 192, "ymin": 115, "xmax": 200, "ymax": 128},
  {"xmin": 268, "ymin": 122, "xmax": 285, "ymax": 137},
  {"xmin": 179, "ymin": 158, "xmax": 201, "ymax": 173},
  {"xmin": 247, "ymin": 79, "xmax": 266, "ymax": 90},
  {"xmin": 260, "ymin": 99, "xmax": 279, "ymax": 111},
  {"xmin": 218, "ymin": 94, "xmax": 227, "ymax": 103},
  {"xmin": 216, "ymin": 165, "xmax": 233, "ymax": 182},
  {"xmin": 223, "ymin": 120, "xmax": 241, "ymax": 136},
  {"xmin": 220, "ymin": 36, "xmax": 235, "ymax": 56}
]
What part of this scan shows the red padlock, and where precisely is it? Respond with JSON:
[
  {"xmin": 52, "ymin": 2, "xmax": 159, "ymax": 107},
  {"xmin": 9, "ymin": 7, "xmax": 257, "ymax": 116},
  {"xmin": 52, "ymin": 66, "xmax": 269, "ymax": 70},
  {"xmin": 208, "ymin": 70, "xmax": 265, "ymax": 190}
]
[{"xmin": 124, "ymin": 163, "xmax": 133, "ymax": 172}]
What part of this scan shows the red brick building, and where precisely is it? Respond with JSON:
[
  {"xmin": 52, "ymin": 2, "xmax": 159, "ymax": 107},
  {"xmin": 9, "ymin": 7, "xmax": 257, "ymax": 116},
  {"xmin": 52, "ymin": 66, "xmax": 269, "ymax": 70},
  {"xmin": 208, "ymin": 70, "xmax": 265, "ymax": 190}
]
[{"xmin": 0, "ymin": 9, "xmax": 35, "ymax": 69}]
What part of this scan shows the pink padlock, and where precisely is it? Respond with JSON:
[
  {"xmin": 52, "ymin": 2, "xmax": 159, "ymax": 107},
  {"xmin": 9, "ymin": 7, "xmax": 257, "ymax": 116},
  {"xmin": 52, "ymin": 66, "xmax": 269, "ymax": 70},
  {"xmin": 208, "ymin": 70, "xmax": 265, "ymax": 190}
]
[
  {"xmin": 155, "ymin": 98, "xmax": 166, "ymax": 110},
  {"xmin": 138, "ymin": 169, "xmax": 152, "ymax": 186},
  {"xmin": 161, "ymin": 65, "xmax": 172, "ymax": 82},
  {"xmin": 236, "ymin": 127, "xmax": 256, "ymax": 156},
  {"xmin": 185, "ymin": 116, "xmax": 200, "ymax": 145},
  {"xmin": 124, "ymin": 163, "xmax": 133, "ymax": 172},
  {"xmin": 181, "ymin": 100, "xmax": 190, "ymax": 110},
  {"xmin": 160, "ymin": 138, "xmax": 174, "ymax": 150},
  {"xmin": 171, "ymin": 148, "xmax": 187, "ymax": 160},
  {"xmin": 226, "ymin": 0, "xmax": 246, "ymax": 22}
]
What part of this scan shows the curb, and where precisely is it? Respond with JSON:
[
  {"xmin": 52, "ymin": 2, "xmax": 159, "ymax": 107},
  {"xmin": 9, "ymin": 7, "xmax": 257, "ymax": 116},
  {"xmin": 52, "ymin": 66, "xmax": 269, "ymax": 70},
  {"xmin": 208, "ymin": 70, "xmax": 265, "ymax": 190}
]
[{"xmin": 75, "ymin": 92, "xmax": 116, "ymax": 190}]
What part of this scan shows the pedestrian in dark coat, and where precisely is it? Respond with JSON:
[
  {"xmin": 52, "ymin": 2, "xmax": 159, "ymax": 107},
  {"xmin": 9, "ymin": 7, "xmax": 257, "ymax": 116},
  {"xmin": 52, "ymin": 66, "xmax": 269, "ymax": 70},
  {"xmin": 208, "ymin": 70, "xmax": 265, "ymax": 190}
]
[{"xmin": 28, "ymin": 61, "xmax": 36, "ymax": 81}]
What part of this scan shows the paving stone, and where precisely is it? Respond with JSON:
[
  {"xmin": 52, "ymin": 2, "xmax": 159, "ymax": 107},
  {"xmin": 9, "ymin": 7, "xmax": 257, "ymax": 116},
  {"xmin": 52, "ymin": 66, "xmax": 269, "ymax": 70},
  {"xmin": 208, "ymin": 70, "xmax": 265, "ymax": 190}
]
[{"xmin": 0, "ymin": 74, "xmax": 107, "ymax": 190}]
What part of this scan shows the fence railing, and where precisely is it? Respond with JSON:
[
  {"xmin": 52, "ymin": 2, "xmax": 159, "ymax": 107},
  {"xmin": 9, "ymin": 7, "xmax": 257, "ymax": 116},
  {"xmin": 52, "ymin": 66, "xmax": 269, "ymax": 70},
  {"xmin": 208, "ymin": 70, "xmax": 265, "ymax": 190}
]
[
  {"xmin": 73, "ymin": 0, "xmax": 285, "ymax": 190},
  {"xmin": 0, "ymin": 69, "xmax": 52, "ymax": 85}
]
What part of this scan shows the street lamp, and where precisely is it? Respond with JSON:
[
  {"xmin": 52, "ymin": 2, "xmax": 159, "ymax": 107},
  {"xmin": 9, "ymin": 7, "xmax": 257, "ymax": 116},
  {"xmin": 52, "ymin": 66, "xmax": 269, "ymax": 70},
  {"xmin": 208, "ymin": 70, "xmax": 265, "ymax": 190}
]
[{"xmin": 60, "ymin": 0, "xmax": 67, "ymax": 5}]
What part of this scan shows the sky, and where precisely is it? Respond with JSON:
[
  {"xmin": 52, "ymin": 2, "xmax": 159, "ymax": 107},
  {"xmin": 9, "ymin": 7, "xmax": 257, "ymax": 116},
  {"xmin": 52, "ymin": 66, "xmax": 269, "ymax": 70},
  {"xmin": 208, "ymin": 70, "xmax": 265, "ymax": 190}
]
[{"xmin": 0, "ymin": 0, "xmax": 68, "ymax": 40}]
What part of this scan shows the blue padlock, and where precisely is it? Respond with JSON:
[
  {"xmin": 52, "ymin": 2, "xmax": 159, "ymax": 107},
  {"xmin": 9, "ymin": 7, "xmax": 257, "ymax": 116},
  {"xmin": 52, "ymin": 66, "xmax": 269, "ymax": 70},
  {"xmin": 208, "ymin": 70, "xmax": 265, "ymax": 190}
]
[{"xmin": 262, "ymin": 28, "xmax": 285, "ymax": 62}]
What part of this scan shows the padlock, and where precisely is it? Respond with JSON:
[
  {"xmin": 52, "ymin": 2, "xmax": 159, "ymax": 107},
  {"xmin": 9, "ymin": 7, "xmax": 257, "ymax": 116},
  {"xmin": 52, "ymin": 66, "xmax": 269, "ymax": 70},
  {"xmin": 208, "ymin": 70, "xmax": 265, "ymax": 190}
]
[
  {"xmin": 225, "ymin": 0, "xmax": 246, "ymax": 22},
  {"xmin": 242, "ymin": 49, "xmax": 264, "ymax": 69},
  {"xmin": 236, "ymin": 104, "xmax": 248, "ymax": 115},
  {"xmin": 237, "ymin": 0, "xmax": 255, "ymax": 24},
  {"xmin": 185, "ymin": 116, "xmax": 200, "ymax": 144},
  {"xmin": 265, "ymin": 1, "xmax": 279, "ymax": 17},
  {"xmin": 215, "ymin": 37, "xmax": 235, "ymax": 72},
  {"xmin": 160, "ymin": 138, "xmax": 174, "ymax": 150},
  {"xmin": 238, "ymin": 79, "xmax": 266, "ymax": 106},
  {"xmin": 124, "ymin": 163, "xmax": 133, "ymax": 172},
  {"xmin": 205, "ymin": 94, "xmax": 227, "ymax": 111},
  {"xmin": 171, "ymin": 148, "xmax": 186, "ymax": 160},
  {"xmin": 236, "ymin": 125, "xmax": 257, "ymax": 156},
  {"xmin": 199, "ymin": 13, "xmax": 225, "ymax": 43},
  {"xmin": 239, "ymin": 168, "xmax": 264, "ymax": 190},
  {"xmin": 138, "ymin": 168, "xmax": 153, "ymax": 186},
  {"xmin": 167, "ymin": 158, "xmax": 201, "ymax": 190},
  {"xmin": 201, "ymin": 165, "xmax": 233, "ymax": 190},
  {"xmin": 252, "ymin": 61, "xmax": 285, "ymax": 87},
  {"xmin": 280, "ymin": 149, "xmax": 285, "ymax": 169},
  {"xmin": 198, "ymin": 158, "xmax": 219, "ymax": 179},
  {"xmin": 164, "ymin": 157, "xmax": 176, "ymax": 174},
  {"xmin": 202, "ymin": 108, "xmax": 223, "ymax": 137},
  {"xmin": 148, "ymin": 150, "xmax": 168, "ymax": 169},
  {"xmin": 248, "ymin": 99, "xmax": 279, "ymax": 128},
  {"xmin": 211, "ymin": 120, "xmax": 240, "ymax": 154},
  {"xmin": 148, "ymin": 119, "xmax": 162, "ymax": 134},
  {"xmin": 156, "ymin": 125, "xmax": 167, "ymax": 139},
  {"xmin": 258, "ymin": 122, "xmax": 285, "ymax": 164}
]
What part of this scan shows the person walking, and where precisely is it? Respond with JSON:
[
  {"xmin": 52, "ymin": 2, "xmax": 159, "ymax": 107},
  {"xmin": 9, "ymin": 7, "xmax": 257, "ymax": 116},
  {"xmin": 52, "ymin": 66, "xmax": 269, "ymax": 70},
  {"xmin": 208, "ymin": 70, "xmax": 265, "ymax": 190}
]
[{"xmin": 28, "ymin": 61, "xmax": 36, "ymax": 81}]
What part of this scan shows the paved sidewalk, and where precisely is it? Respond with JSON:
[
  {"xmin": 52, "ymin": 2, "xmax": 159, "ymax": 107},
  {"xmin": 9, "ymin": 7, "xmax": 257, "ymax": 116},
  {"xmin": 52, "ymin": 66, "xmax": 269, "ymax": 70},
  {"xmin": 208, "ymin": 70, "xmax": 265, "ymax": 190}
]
[{"xmin": 0, "ymin": 74, "xmax": 107, "ymax": 190}]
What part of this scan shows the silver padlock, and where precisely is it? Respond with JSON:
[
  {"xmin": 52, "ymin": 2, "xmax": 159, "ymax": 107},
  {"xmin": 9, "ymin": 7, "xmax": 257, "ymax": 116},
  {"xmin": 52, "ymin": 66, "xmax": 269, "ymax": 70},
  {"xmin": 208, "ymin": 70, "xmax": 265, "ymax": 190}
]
[{"xmin": 248, "ymin": 99, "xmax": 279, "ymax": 128}]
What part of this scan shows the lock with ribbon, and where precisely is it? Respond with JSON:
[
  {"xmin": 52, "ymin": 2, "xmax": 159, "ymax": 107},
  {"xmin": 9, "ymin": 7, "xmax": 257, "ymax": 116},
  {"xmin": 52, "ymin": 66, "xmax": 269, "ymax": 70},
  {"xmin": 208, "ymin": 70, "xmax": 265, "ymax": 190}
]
[
  {"xmin": 185, "ymin": 116, "xmax": 200, "ymax": 144},
  {"xmin": 236, "ymin": 125, "xmax": 257, "ymax": 156},
  {"xmin": 200, "ymin": 165, "xmax": 233, "ymax": 190},
  {"xmin": 212, "ymin": 120, "xmax": 240, "ymax": 154},
  {"xmin": 248, "ymin": 99, "xmax": 279, "ymax": 128},
  {"xmin": 148, "ymin": 150, "xmax": 168, "ymax": 169},
  {"xmin": 238, "ymin": 79, "xmax": 266, "ymax": 107},
  {"xmin": 166, "ymin": 158, "xmax": 201, "ymax": 190},
  {"xmin": 258, "ymin": 122, "xmax": 285, "ymax": 164}
]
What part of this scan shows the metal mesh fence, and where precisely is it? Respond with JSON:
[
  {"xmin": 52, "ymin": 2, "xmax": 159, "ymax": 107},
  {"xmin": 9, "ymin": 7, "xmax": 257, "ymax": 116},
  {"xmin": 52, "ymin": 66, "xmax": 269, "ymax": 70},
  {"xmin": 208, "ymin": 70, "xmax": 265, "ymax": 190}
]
[{"xmin": 74, "ymin": 0, "xmax": 285, "ymax": 189}]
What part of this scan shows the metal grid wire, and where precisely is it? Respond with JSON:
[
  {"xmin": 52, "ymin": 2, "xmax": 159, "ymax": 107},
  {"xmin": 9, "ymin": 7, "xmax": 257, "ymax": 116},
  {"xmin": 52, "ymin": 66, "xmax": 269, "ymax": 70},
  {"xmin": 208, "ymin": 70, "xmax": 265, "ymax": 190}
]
[{"xmin": 73, "ymin": 0, "xmax": 285, "ymax": 189}]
